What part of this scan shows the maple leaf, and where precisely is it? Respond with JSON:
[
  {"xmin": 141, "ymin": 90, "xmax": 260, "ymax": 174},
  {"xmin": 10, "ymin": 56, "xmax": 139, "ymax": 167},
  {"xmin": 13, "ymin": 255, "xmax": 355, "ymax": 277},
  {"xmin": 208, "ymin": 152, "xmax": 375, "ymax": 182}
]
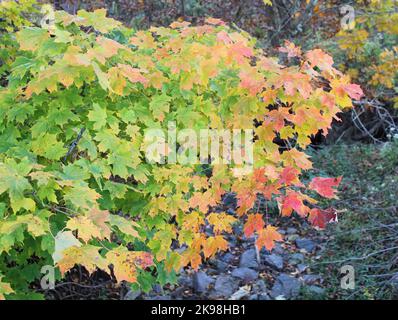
[
  {"xmin": 309, "ymin": 176, "xmax": 342, "ymax": 198},
  {"xmin": 308, "ymin": 208, "xmax": 338, "ymax": 229},
  {"xmin": 205, "ymin": 18, "xmax": 226, "ymax": 26},
  {"xmin": 279, "ymin": 166, "xmax": 302, "ymax": 186},
  {"xmin": 256, "ymin": 225, "xmax": 283, "ymax": 251},
  {"xmin": 52, "ymin": 231, "xmax": 82, "ymax": 263},
  {"xmin": 109, "ymin": 214, "xmax": 141, "ymax": 239},
  {"xmin": 0, "ymin": 159, "xmax": 35, "ymax": 213},
  {"xmin": 182, "ymin": 248, "xmax": 202, "ymax": 270},
  {"xmin": 31, "ymin": 133, "xmax": 67, "ymax": 161},
  {"xmin": 342, "ymin": 83, "xmax": 364, "ymax": 100},
  {"xmin": 181, "ymin": 211, "xmax": 204, "ymax": 232},
  {"xmin": 62, "ymin": 182, "xmax": 101, "ymax": 209},
  {"xmin": 57, "ymin": 245, "xmax": 108, "ymax": 276},
  {"xmin": 66, "ymin": 208, "xmax": 111, "ymax": 243},
  {"xmin": 77, "ymin": 9, "xmax": 121, "ymax": 33},
  {"xmin": 189, "ymin": 191, "xmax": 218, "ymax": 213},
  {"xmin": 106, "ymin": 247, "xmax": 154, "ymax": 283},
  {"xmin": 243, "ymin": 213, "xmax": 265, "ymax": 237},
  {"xmin": 279, "ymin": 40, "xmax": 302, "ymax": 58},
  {"xmin": 170, "ymin": 21, "xmax": 191, "ymax": 29},
  {"xmin": 217, "ymin": 31, "xmax": 233, "ymax": 45},
  {"xmin": 165, "ymin": 252, "xmax": 182, "ymax": 273},
  {"xmin": 279, "ymin": 190, "xmax": 311, "ymax": 217},
  {"xmin": 207, "ymin": 213, "xmax": 237, "ymax": 234},
  {"xmin": 305, "ymin": 49, "xmax": 335, "ymax": 73},
  {"xmin": 0, "ymin": 277, "xmax": 13, "ymax": 300},
  {"xmin": 202, "ymin": 235, "xmax": 229, "ymax": 259},
  {"xmin": 239, "ymin": 69, "xmax": 265, "ymax": 96},
  {"xmin": 17, "ymin": 212, "xmax": 51, "ymax": 237},
  {"xmin": 92, "ymin": 62, "xmax": 110, "ymax": 91},
  {"xmin": 16, "ymin": 27, "xmax": 49, "ymax": 51},
  {"xmin": 88, "ymin": 103, "xmax": 108, "ymax": 131},
  {"xmin": 149, "ymin": 94, "xmax": 171, "ymax": 122},
  {"xmin": 118, "ymin": 64, "xmax": 148, "ymax": 86},
  {"xmin": 281, "ymin": 149, "xmax": 313, "ymax": 170}
]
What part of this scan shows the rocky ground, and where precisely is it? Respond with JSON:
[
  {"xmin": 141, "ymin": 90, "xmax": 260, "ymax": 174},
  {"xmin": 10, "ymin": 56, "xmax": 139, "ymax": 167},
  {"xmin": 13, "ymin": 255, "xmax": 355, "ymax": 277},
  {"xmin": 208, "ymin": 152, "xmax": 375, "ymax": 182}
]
[{"xmin": 124, "ymin": 217, "xmax": 329, "ymax": 301}]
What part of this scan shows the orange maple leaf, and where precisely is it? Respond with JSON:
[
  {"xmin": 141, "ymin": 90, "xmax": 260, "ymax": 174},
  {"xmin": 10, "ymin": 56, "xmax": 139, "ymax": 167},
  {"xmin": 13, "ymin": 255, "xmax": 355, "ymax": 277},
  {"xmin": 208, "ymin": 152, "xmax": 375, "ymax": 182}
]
[
  {"xmin": 244, "ymin": 213, "xmax": 265, "ymax": 237},
  {"xmin": 279, "ymin": 40, "xmax": 302, "ymax": 58},
  {"xmin": 256, "ymin": 225, "xmax": 283, "ymax": 251},
  {"xmin": 202, "ymin": 235, "xmax": 229, "ymax": 258}
]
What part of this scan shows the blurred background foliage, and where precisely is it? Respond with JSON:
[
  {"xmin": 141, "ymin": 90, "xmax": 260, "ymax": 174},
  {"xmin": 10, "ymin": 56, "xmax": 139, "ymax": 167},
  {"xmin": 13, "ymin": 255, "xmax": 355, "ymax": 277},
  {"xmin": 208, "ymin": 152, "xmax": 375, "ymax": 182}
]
[{"xmin": 1, "ymin": 0, "xmax": 397, "ymax": 143}]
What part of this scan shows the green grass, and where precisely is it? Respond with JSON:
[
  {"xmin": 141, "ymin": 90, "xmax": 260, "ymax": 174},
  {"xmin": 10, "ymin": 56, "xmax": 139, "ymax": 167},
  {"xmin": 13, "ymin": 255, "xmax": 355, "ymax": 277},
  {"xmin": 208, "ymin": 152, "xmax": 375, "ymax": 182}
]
[{"xmin": 303, "ymin": 142, "xmax": 398, "ymax": 300}]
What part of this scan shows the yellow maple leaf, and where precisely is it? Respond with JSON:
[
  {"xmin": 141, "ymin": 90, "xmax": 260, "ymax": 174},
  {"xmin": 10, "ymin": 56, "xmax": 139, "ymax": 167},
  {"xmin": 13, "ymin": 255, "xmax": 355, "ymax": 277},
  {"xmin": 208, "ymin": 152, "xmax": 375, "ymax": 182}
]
[
  {"xmin": 106, "ymin": 247, "xmax": 153, "ymax": 283},
  {"xmin": 57, "ymin": 245, "xmax": 108, "ymax": 276},
  {"xmin": 207, "ymin": 212, "xmax": 237, "ymax": 234}
]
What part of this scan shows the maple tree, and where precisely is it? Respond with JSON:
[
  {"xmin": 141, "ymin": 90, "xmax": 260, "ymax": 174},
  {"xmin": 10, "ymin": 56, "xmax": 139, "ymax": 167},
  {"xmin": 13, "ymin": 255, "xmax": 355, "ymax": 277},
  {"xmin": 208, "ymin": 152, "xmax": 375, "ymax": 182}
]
[{"xmin": 0, "ymin": 7, "xmax": 363, "ymax": 299}]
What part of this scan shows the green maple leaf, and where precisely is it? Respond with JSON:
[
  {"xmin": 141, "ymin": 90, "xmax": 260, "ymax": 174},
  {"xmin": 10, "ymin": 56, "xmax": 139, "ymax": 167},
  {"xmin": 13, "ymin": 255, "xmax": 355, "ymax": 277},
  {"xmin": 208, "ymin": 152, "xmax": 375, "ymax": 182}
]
[
  {"xmin": 88, "ymin": 103, "xmax": 108, "ymax": 131},
  {"xmin": 77, "ymin": 9, "xmax": 121, "ymax": 33},
  {"xmin": 149, "ymin": 94, "xmax": 172, "ymax": 122},
  {"xmin": 0, "ymin": 158, "xmax": 35, "ymax": 212},
  {"xmin": 31, "ymin": 134, "xmax": 67, "ymax": 161},
  {"xmin": 16, "ymin": 27, "xmax": 49, "ymax": 51}
]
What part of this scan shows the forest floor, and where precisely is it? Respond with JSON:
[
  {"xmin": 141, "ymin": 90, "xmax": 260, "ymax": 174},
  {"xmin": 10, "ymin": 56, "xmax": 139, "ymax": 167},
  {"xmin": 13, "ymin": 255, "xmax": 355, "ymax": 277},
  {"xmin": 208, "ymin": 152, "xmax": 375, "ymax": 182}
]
[{"xmin": 44, "ymin": 142, "xmax": 398, "ymax": 300}]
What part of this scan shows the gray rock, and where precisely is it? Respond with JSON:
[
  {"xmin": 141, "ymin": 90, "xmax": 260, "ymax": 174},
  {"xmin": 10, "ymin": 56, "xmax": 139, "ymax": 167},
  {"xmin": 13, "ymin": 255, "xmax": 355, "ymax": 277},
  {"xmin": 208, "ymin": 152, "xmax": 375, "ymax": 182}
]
[
  {"xmin": 272, "ymin": 243, "xmax": 285, "ymax": 255},
  {"xmin": 270, "ymin": 274, "xmax": 301, "ymax": 299},
  {"xmin": 216, "ymin": 260, "xmax": 229, "ymax": 272},
  {"xmin": 212, "ymin": 275, "xmax": 239, "ymax": 298},
  {"xmin": 178, "ymin": 274, "xmax": 193, "ymax": 287},
  {"xmin": 249, "ymin": 294, "xmax": 259, "ymax": 300},
  {"xmin": 264, "ymin": 254, "xmax": 284, "ymax": 270},
  {"xmin": 258, "ymin": 293, "xmax": 271, "ymax": 300},
  {"xmin": 297, "ymin": 264, "xmax": 308, "ymax": 273},
  {"xmin": 230, "ymin": 286, "xmax": 251, "ymax": 300},
  {"xmin": 123, "ymin": 290, "xmax": 141, "ymax": 300},
  {"xmin": 221, "ymin": 252, "xmax": 235, "ymax": 264},
  {"xmin": 302, "ymin": 274, "xmax": 323, "ymax": 285},
  {"xmin": 286, "ymin": 234, "xmax": 299, "ymax": 241},
  {"xmin": 253, "ymin": 279, "xmax": 267, "ymax": 292},
  {"xmin": 193, "ymin": 271, "xmax": 214, "ymax": 293},
  {"xmin": 287, "ymin": 227, "xmax": 298, "ymax": 234},
  {"xmin": 288, "ymin": 253, "xmax": 305, "ymax": 265},
  {"xmin": 240, "ymin": 249, "xmax": 259, "ymax": 269},
  {"xmin": 295, "ymin": 238, "xmax": 316, "ymax": 252},
  {"xmin": 232, "ymin": 267, "xmax": 259, "ymax": 282},
  {"xmin": 252, "ymin": 279, "xmax": 271, "ymax": 300},
  {"xmin": 152, "ymin": 284, "xmax": 163, "ymax": 294},
  {"xmin": 307, "ymin": 285, "xmax": 325, "ymax": 296},
  {"xmin": 147, "ymin": 295, "xmax": 172, "ymax": 300}
]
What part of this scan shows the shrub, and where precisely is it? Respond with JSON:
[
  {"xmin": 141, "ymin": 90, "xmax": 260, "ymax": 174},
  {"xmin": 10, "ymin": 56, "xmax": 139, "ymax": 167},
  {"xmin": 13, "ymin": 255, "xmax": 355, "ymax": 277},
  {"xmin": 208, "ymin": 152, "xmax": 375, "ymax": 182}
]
[
  {"xmin": 334, "ymin": 0, "xmax": 398, "ymax": 107},
  {"xmin": 0, "ymin": 8, "xmax": 361, "ymax": 298}
]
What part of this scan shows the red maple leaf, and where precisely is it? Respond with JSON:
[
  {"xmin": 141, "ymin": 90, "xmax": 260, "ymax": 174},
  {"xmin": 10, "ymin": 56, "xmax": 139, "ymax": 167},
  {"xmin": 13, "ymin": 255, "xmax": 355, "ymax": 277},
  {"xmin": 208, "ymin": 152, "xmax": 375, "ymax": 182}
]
[
  {"xmin": 308, "ymin": 208, "xmax": 338, "ymax": 229},
  {"xmin": 309, "ymin": 176, "xmax": 342, "ymax": 198}
]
